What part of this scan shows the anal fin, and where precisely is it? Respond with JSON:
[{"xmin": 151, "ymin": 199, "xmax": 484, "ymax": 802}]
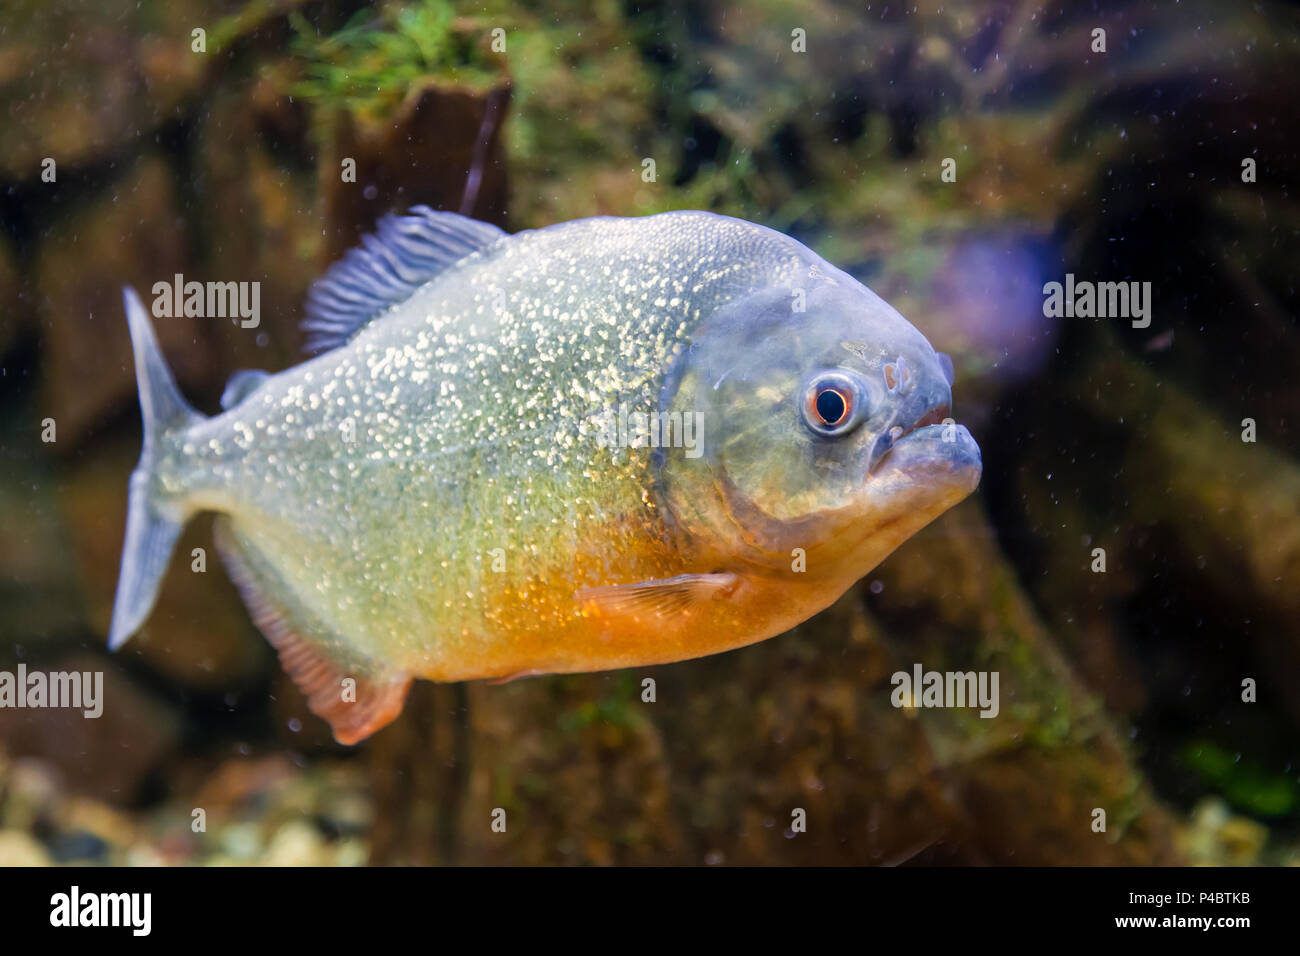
[
  {"xmin": 271, "ymin": 626, "xmax": 411, "ymax": 746},
  {"xmin": 214, "ymin": 519, "xmax": 410, "ymax": 745}
]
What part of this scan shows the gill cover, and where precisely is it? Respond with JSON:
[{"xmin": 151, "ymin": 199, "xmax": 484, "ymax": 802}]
[{"xmin": 656, "ymin": 271, "xmax": 953, "ymax": 561}]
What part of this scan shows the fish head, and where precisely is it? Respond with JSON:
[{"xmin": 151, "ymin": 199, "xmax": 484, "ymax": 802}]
[{"xmin": 661, "ymin": 265, "xmax": 981, "ymax": 578}]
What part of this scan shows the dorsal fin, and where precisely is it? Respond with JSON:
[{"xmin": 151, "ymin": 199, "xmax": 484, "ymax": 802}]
[{"xmin": 302, "ymin": 206, "xmax": 507, "ymax": 355}]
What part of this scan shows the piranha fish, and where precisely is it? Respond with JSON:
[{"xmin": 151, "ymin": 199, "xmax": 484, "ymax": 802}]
[{"xmin": 110, "ymin": 208, "xmax": 981, "ymax": 743}]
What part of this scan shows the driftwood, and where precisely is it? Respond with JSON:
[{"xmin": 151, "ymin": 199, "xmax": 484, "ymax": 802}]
[{"xmin": 364, "ymin": 495, "xmax": 1183, "ymax": 865}]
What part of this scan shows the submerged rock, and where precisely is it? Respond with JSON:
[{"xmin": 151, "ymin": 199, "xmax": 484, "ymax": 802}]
[
  {"xmin": 0, "ymin": 653, "xmax": 181, "ymax": 805},
  {"xmin": 0, "ymin": 830, "xmax": 50, "ymax": 867}
]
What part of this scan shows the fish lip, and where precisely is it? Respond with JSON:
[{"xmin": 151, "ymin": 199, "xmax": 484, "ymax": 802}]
[
  {"xmin": 911, "ymin": 404, "xmax": 951, "ymax": 432},
  {"xmin": 868, "ymin": 403, "xmax": 951, "ymax": 475},
  {"xmin": 865, "ymin": 419, "xmax": 982, "ymax": 499}
]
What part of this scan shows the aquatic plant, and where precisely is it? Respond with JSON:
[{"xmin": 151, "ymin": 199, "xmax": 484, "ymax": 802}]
[
  {"xmin": 1182, "ymin": 741, "xmax": 1298, "ymax": 820},
  {"xmin": 289, "ymin": 0, "xmax": 501, "ymax": 119}
]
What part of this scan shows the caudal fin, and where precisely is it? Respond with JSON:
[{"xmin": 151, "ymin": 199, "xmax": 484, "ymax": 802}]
[{"xmin": 108, "ymin": 287, "xmax": 204, "ymax": 650}]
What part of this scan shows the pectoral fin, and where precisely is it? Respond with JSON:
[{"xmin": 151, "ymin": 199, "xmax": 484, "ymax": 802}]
[{"xmin": 576, "ymin": 572, "xmax": 739, "ymax": 621}]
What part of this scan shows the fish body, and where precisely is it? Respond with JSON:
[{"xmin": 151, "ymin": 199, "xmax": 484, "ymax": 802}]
[{"xmin": 111, "ymin": 209, "xmax": 981, "ymax": 742}]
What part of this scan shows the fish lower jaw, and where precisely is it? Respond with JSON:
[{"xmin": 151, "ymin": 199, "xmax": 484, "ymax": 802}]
[{"xmin": 865, "ymin": 422, "xmax": 981, "ymax": 491}]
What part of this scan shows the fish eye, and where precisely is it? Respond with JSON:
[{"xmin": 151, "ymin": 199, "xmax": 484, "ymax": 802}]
[
  {"xmin": 815, "ymin": 387, "xmax": 848, "ymax": 426},
  {"xmin": 801, "ymin": 371, "xmax": 868, "ymax": 438}
]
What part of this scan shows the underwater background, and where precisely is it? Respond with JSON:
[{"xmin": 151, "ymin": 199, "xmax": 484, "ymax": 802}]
[{"xmin": 0, "ymin": 0, "xmax": 1297, "ymax": 865}]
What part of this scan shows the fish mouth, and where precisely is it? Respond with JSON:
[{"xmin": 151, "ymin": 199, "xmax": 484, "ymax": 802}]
[
  {"xmin": 868, "ymin": 403, "xmax": 951, "ymax": 475},
  {"xmin": 859, "ymin": 406, "xmax": 982, "ymax": 530}
]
